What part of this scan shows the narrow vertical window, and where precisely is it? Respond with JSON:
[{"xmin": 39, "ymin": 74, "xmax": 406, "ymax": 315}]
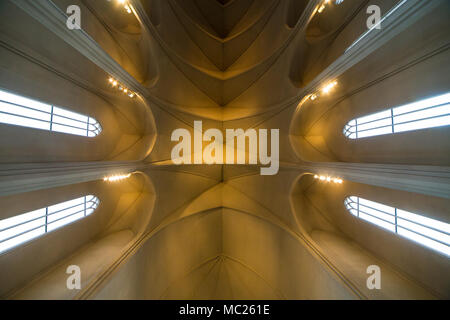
[
  {"xmin": 343, "ymin": 92, "xmax": 450, "ymax": 139},
  {"xmin": 0, "ymin": 89, "xmax": 101, "ymax": 137},
  {"xmin": 0, "ymin": 195, "xmax": 100, "ymax": 254},
  {"xmin": 344, "ymin": 196, "xmax": 450, "ymax": 256}
]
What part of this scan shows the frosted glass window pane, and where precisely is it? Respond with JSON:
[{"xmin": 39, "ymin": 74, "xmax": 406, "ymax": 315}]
[
  {"xmin": 344, "ymin": 196, "xmax": 450, "ymax": 256},
  {"xmin": 345, "ymin": 126, "xmax": 357, "ymax": 133},
  {"xmin": 359, "ymin": 199, "xmax": 395, "ymax": 214},
  {"xmin": 0, "ymin": 217, "xmax": 46, "ymax": 242},
  {"xmin": 343, "ymin": 92, "xmax": 450, "ymax": 139},
  {"xmin": 0, "ymin": 89, "xmax": 101, "ymax": 137},
  {"xmin": 0, "ymin": 209, "xmax": 46, "ymax": 230},
  {"xmin": 88, "ymin": 123, "xmax": 99, "ymax": 132},
  {"xmin": 357, "ymin": 118, "xmax": 392, "ymax": 131},
  {"xmin": 47, "ymin": 204, "xmax": 84, "ymax": 223},
  {"xmin": 359, "ymin": 206, "xmax": 395, "ymax": 224},
  {"xmin": 52, "ymin": 115, "xmax": 87, "ymax": 130},
  {"xmin": 0, "ymin": 113, "xmax": 50, "ymax": 131},
  {"xmin": 397, "ymin": 209, "xmax": 450, "ymax": 233},
  {"xmin": 53, "ymin": 106, "xmax": 88, "ymax": 122},
  {"xmin": 0, "ymin": 89, "xmax": 51, "ymax": 112},
  {"xmin": 0, "ymin": 101, "xmax": 51, "ymax": 121},
  {"xmin": 357, "ymin": 126, "xmax": 392, "ymax": 138},
  {"xmin": 394, "ymin": 115, "xmax": 450, "ymax": 133},
  {"xmin": 0, "ymin": 196, "xmax": 99, "ymax": 254},
  {"xmin": 393, "ymin": 93, "xmax": 450, "ymax": 116},
  {"xmin": 359, "ymin": 212, "xmax": 396, "ymax": 232},
  {"xmin": 397, "ymin": 218, "xmax": 450, "ymax": 244},
  {"xmin": 398, "ymin": 228, "xmax": 450, "ymax": 256},
  {"xmin": 348, "ymin": 202, "xmax": 358, "ymax": 210},
  {"xmin": 52, "ymin": 124, "xmax": 87, "ymax": 137},
  {"xmin": 393, "ymin": 105, "xmax": 449, "ymax": 125},
  {"xmin": 0, "ymin": 227, "xmax": 45, "ymax": 253},
  {"xmin": 48, "ymin": 197, "xmax": 84, "ymax": 214},
  {"xmin": 87, "ymin": 202, "xmax": 98, "ymax": 210},
  {"xmin": 357, "ymin": 110, "xmax": 391, "ymax": 125},
  {"xmin": 47, "ymin": 212, "xmax": 85, "ymax": 232}
]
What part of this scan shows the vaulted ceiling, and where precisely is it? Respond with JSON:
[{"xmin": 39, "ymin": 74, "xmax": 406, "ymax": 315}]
[{"xmin": 0, "ymin": 0, "xmax": 449, "ymax": 300}]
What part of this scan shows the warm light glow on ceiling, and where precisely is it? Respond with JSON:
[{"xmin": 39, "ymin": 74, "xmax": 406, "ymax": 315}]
[
  {"xmin": 103, "ymin": 173, "xmax": 132, "ymax": 182},
  {"xmin": 108, "ymin": 77, "xmax": 136, "ymax": 98},
  {"xmin": 116, "ymin": 0, "xmax": 132, "ymax": 14},
  {"xmin": 317, "ymin": 0, "xmax": 344, "ymax": 14},
  {"xmin": 309, "ymin": 80, "xmax": 338, "ymax": 101},
  {"xmin": 321, "ymin": 80, "xmax": 338, "ymax": 94},
  {"xmin": 314, "ymin": 174, "xmax": 343, "ymax": 184},
  {"xmin": 107, "ymin": 0, "xmax": 132, "ymax": 14}
]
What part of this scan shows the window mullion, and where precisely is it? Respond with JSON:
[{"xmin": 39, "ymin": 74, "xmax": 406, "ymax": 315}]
[
  {"xmin": 357, "ymin": 197, "xmax": 360, "ymax": 217},
  {"xmin": 394, "ymin": 207, "xmax": 398, "ymax": 233},
  {"xmin": 0, "ymin": 89, "xmax": 101, "ymax": 137},
  {"xmin": 391, "ymin": 107, "xmax": 395, "ymax": 134},
  {"xmin": 50, "ymin": 105, "xmax": 54, "ymax": 131},
  {"xmin": 45, "ymin": 207, "xmax": 48, "ymax": 233},
  {"xmin": 0, "ymin": 195, "xmax": 100, "ymax": 254},
  {"xmin": 343, "ymin": 92, "xmax": 450, "ymax": 139},
  {"xmin": 344, "ymin": 196, "xmax": 450, "ymax": 256}
]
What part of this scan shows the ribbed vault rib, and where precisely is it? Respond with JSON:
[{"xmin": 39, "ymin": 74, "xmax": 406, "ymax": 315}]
[
  {"xmin": 193, "ymin": 0, "xmax": 255, "ymax": 38},
  {"xmin": 75, "ymin": 175, "xmax": 366, "ymax": 299},
  {"xmin": 222, "ymin": 0, "xmax": 447, "ymax": 127},
  {"xmin": 160, "ymin": 254, "xmax": 285, "ymax": 299},
  {"xmin": 169, "ymin": 0, "xmax": 278, "ymax": 70},
  {"xmin": 131, "ymin": 0, "xmax": 320, "ymax": 106},
  {"xmin": 2, "ymin": 0, "xmax": 449, "ymax": 300}
]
